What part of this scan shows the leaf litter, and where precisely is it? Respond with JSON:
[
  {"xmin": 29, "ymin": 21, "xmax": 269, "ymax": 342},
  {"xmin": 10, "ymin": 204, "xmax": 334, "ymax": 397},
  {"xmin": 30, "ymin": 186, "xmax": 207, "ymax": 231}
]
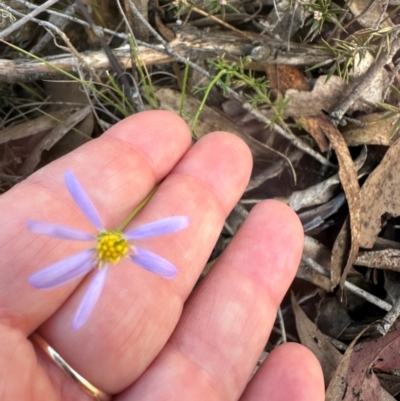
[{"xmin": 2, "ymin": 1, "xmax": 400, "ymax": 399}]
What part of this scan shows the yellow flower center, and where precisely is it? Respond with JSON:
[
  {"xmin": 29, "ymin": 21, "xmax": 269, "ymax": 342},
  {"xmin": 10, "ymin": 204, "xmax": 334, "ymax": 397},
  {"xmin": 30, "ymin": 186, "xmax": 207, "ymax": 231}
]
[{"xmin": 96, "ymin": 231, "xmax": 129, "ymax": 265}]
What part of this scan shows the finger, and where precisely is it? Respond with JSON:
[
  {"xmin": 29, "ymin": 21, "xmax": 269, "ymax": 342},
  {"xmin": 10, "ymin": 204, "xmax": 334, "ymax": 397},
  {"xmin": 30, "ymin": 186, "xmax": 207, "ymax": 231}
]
[
  {"xmin": 239, "ymin": 343, "xmax": 325, "ymax": 401},
  {"xmin": 36, "ymin": 131, "xmax": 252, "ymax": 394},
  {"xmin": 0, "ymin": 110, "xmax": 191, "ymax": 333},
  {"xmin": 117, "ymin": 200, "xmax": 304, "ymax": 401}
]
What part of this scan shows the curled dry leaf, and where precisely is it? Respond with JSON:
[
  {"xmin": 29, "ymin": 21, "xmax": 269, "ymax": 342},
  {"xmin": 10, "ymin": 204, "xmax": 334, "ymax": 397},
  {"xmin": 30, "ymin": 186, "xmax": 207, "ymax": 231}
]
[
  {"xmin": 359, "ymin": 137, "xmax": 400, "ymax": 248},
  {"xmin": 302, "ymin": 116, "xmax": 361, "ymax": 288},
  {"xmin": 326, "ymin": 327, "xmax": 371, "ymax": 401},
  {"xmin": 341, "ymin": 324, "xmax": 400, "ymax": 401},
  {"xmin": 285, "ymin": 53, "xmax": 389, "ymax": 119},
  {"xmin": 288, "ymin": 146, "xmax": 367, "ymax": 211},
  {"xmin": 303, "ymin": 115, "xmax": 361, "ymax": 290}
]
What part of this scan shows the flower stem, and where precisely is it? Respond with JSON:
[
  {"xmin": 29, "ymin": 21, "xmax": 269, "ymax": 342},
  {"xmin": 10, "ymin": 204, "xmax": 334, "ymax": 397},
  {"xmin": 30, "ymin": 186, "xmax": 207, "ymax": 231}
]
[{"xmin": 117, "ymin": 185, "xmax": 159, "ymax": 232}]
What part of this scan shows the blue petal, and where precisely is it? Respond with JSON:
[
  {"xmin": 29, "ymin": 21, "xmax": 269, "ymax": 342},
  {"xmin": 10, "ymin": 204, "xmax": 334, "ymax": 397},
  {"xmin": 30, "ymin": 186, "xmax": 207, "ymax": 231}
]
[
  {"xmin": 72, "ymin": 267, "xmax": 108, "ymax": 330},
  {"xmin": 124, "ymin": 216, "xmax": 189, "ymax": 240},
  {"xmin": 29, "ymin": 249, "xmax": 95, "ymax": 288},
  {"xmin": 130, "ymin": 247, "xmax": 178, "ymax": 279},
  {"xmin": 27, "ymin": 220, "xmax": 95, "ymax": 241},
  {"xmin": 64, "ymin": 170, "xmax": 103, "ymax": 230}
]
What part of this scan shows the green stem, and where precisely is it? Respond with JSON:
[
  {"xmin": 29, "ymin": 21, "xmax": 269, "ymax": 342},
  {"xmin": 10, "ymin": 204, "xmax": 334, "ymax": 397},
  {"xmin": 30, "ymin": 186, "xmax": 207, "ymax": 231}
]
[
  {"xmin": 179, "ymin": 59, "xmax": 190, "ymax": 117},
  {"xmin": 117, "ymin": 185, "xmax": 159, "ymax": 232},
  {"xmin": 190, "ymin": 69, "xmax": 227, "ymax": 134}
]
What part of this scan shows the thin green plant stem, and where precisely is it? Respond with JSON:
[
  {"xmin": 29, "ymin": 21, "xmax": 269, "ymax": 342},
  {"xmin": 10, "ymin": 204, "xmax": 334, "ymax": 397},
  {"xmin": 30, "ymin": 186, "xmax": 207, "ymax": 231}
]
[
  {"xmin": 117, "ymin": 185, "xmax": 159, "ymax": 232},
  {"xmin": 128, "ymin": 35, "xmax": 158, "ymax": 109},
  {"xmin": 191, "ymin": 69, "xmax": 227, "ymax": 134},
  {"xmin": 179, "ymin": 60, "xmax": 190, "ymax": 118}
]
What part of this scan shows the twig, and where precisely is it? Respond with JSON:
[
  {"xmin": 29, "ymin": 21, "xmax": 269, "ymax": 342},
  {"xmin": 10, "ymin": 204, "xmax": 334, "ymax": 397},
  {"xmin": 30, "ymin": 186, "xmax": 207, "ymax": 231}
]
[
  {"xmin": 30, "ymin": 2, "xmax": 78, "ymax": 54},
  {"xmin": 377, "ymin": 297, "xmax": 400, "ymax": 335},
  {"xmin": 0, "ymin": 0, "xmax": 60, "ymax": 39},
  {"xmin": 75, "ymin": 0, "xmax": 143, "ymax": 112},
  {"xmin": 191, "ymin": 6, "xmax": 252, "ymax": 39},
  {"xmin": 13, "ymin": 0, "xmax": 129, "ymax": 41},
  {"xmin": 301, "ymin": 254, "xmax": 392, "ymax": 312}
]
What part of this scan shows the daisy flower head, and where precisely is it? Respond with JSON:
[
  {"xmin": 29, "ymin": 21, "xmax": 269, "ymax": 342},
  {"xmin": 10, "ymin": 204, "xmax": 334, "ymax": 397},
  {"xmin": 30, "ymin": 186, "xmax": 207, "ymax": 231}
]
[{"xmin": 28, "ymin": 170, "xmax": 189, "ymax": 330}]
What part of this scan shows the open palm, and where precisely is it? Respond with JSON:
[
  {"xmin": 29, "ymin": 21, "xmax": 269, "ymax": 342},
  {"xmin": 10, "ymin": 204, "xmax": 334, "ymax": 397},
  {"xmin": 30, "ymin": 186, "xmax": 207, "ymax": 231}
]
[{"xmin": 0, "ymin": 111, "xmax": 324, "ymax": 401}]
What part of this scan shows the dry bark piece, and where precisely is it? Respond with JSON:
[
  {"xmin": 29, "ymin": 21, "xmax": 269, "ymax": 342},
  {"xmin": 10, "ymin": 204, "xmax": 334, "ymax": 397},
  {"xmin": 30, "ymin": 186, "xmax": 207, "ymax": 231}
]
[
  {"xmin": 292, "ymin": 293, "xmax": 342, "ymax": 385},
  {"xmin": 342, "ymin": 112, "xmax": 398, "ymax": 146},
  {"xmin": 0, "ymin": 30, "xmax": 332, "ymax": 83},
  {"xmin": 359, "ymin": 137, "xmax": 400, "ymax": 248},
  {"xmin": 356, "ymin": 249, "xmax": 400, "ymax": 271}
]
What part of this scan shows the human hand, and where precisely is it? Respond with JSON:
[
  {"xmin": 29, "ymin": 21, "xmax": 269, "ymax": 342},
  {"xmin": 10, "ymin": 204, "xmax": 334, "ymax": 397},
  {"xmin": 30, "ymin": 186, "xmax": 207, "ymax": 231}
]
[{"xmin": 0, "ymin": 111, "xmax": 324, "ymax": 400}]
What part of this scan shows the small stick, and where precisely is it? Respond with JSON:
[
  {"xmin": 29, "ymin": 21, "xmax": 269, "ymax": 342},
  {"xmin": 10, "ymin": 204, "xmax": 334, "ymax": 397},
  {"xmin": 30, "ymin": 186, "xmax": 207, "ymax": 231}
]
[
  {"xmin": 377, "ymin": 297, "xmax": 400, "ymax": 335},
  {"xmin": 0, "ymin": 0, "xmax": 60, "ymax": 39},
  {"xmin": 301, "ymin": 254, "xmax": 392, "ymax": 312}
]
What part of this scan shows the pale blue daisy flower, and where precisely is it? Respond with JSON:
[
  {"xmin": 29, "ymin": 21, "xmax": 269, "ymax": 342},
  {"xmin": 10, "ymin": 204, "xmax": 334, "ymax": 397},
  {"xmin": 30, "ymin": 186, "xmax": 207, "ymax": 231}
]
[{"xmin": 28, "ymin": 170, "xmax": 189, "ymax": 330}]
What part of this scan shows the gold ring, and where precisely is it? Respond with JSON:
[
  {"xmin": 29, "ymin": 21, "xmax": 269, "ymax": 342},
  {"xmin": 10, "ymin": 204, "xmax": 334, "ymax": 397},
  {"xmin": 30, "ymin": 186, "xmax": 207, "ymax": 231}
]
[{"xmin": 30, "ymin": 332, "xmax": 112, "ymax": 401}]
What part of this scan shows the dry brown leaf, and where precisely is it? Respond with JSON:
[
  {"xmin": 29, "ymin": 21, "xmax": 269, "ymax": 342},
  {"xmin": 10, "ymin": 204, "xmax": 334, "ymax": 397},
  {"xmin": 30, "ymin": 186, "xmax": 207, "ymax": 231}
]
[
  {"xmin": 285, "ymin": 54, "xmax": 388, "ymax": 118},
  {"xmin": 266, "ymin": 65, "xmax": 311, "ymax": 94},
  {"xmin": 342, "ymin": 324, "xmax": 400, "ymax": 401},
  {"xmin": 297, "ymin": 115, "xmax": 330, "ymax": 152},
  {"xmin": 331, "ymin": 218, "xmax": 352, "ymax": 289},
  {"xmin": 326, "ymin": 327, "xmax": 370, "ymax": 401},
  {"xmin": 19, "ymin": 106, "xmax": 92, "ymax": 176},
  {"xmin": 316, "ymin": 115, "xmax": 361, "ymax": 289},
  {"xmin": 266, "ymin": 65, "xmax": 329, "ymax": 152},
  {"xmin": 342, "ymin": 112, "xmax": 398, "ymax": 146},
  {"xmin": 0, "ymin": 109, "xmax": 79, "ymax": 145},
  {"xmin": 292, "ymin": 292, "xmax": 342, "ymax": 385},
  {"xmin": 359, "ymin": 137, "xmax": 400, "ymax": 248}
]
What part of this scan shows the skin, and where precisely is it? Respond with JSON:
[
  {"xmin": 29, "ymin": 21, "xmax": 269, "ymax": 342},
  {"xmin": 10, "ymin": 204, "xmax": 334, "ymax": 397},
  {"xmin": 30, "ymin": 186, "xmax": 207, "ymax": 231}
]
[{"xmin": 0, "ymin": 111, "xmax": 325, "ymax": 401}]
